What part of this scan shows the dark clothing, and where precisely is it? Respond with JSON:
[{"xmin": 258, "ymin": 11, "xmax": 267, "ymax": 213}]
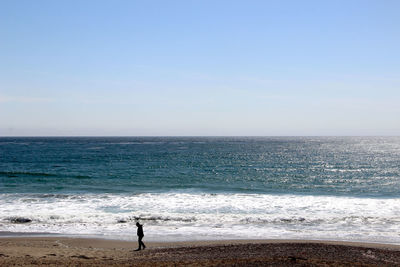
[
  {"xmin": 137, "ymin": 225, "xmax": 144, "ymax": 237},
  {"xmin": 136, "ymin": 224, "xmax": 145, "ymax": 250}
]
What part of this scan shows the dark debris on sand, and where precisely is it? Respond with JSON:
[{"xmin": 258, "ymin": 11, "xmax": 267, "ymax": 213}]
[
  {"xmin": 130, "ymin": 243, "xmax": 400, "ymax": 267},
  {"xmin": 1, "ymin": 242, "xmax": 400, "ymax": 266}
]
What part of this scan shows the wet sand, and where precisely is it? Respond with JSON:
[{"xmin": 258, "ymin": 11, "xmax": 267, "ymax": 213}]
[{"xmin": 1, "ymin": 237, "xmax": 400, "ymax": 266}]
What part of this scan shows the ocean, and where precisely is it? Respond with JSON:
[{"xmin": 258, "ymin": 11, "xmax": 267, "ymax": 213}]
[{"xmin": 1, "ymin": 137, "xmax": 399, "ymax": 243}]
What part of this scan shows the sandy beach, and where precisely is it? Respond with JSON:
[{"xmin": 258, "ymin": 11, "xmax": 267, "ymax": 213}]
[{"xmin": 1, "ymin": 237, "xmax": 400, "ymax": 266}]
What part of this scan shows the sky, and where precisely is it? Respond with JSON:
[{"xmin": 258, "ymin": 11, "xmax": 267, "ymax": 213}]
[{"xmin": 1, "ymin": 0, "xmax": 399, "ymax": 136}]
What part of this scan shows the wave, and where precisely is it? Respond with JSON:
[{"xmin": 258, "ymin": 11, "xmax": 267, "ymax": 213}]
[
  {"xmin": 0, "ymin": 171, "xmax": 91, "ymax": 179},
  {"xmin": 0, "ymin": 192, "xmax": 399, "ymax": 243},
  {"xmin": 0, "ymin": 171, "xmax": 58, "ymax": 178},
  {"xmin": 6, "ymin": 217, "xmax": 32, "ymax": 223},
  {"xmin": 238, "ymin": 215, "xmax": 400, "ymax": 225},
  {"xmin": 116, "ymin": 215, "xmax": 197, "ymax": 223},
  {"xmin": 106, "ymin": 141, "xmax": 166, "ymax": 145}
]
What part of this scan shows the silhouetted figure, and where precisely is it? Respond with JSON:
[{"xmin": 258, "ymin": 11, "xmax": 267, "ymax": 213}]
[{"xmin": 135, "ymin": 222, "xmax": 146, "ymax": 251}]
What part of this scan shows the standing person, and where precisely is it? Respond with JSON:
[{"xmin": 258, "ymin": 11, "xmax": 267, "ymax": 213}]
[{"xmin": 135, "ymin": 222, "xmax": 146, "ymax": 251}]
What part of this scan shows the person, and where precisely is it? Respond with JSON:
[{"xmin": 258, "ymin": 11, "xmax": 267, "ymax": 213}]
[{"xmin": 135, "ymin": 222, "xmax": 146, "ymax": 251}]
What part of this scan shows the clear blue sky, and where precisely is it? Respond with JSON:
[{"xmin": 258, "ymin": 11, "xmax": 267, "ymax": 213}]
[{"xmin": 1, "ymin": 0, "xmax": 399, "ymax": 136}]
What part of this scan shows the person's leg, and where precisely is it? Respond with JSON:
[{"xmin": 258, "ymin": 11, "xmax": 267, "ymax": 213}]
[
  {"xmin": 140, "ymin": 237, "xmax": 146, "ymax": 249},
  {"xmin": 135, "ymin": 237, "xmax": 141, "ymax": 251},
  {"xmin": 138, "ymin": 236, "xmax": 144, "ymax": 250}
]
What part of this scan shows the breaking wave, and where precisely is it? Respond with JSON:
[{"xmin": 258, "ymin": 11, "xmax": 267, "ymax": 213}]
[{"xmin": 1, "ymin": 192, "xmax": 399, "ymax": 243}]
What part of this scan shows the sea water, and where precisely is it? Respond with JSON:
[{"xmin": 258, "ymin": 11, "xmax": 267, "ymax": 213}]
[{"xmin": 0, "ymin": 137, "xmax": 399, "ymax": 243}]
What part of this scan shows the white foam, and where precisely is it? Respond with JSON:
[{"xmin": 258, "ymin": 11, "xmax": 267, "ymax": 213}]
[{"xmin": 0, "ymin": 193, "xmax": 399, "ymax": 243}]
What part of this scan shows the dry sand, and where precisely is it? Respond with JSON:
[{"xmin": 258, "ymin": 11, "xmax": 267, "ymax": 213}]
[{"xmin": 1, "ymin": 237, "xmax": 400, "ymax": 266}]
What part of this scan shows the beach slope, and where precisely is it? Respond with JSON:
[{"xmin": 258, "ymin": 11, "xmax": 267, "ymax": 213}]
[{"xmin": 1, "ymin": 237, "xmax": 400, "ymax": 266}]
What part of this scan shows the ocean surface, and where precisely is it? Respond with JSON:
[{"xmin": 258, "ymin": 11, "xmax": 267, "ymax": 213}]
[{"xmin": 1, "ymin": 137, "xmax": 400, "ymax": 243}]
